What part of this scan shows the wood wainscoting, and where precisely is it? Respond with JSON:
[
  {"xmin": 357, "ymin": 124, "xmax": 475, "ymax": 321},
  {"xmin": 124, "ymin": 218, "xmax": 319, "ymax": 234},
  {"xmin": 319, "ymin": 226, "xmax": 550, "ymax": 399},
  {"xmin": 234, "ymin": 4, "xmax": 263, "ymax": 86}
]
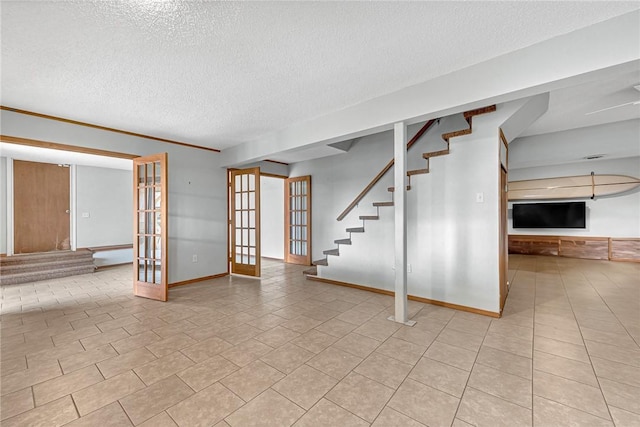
[
  {"xmin": 509, "ymin": 235, "xmax": 639, "ymax": 262},
  {"xmin": 610, "ymin": 238, "xmax": 640, "ymax": 262}
]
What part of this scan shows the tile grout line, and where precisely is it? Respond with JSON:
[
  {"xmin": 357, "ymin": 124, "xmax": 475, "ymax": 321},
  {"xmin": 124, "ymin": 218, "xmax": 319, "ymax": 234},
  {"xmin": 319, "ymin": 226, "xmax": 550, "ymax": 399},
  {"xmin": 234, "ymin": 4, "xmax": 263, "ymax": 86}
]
[
  {"xmin": 372, "ymin": 306, "xmax": 457, "ymax": 426},
  {"xmin": 583, "ymin": 269, "xmax": 640, "ymax": 349},
  {"xmin": 451, "ymin": 311, "xmax": 492, "ymax": 425},
  {"xmin": 557, "ymin": 263, "xmax": 616, "ymax": 424}
]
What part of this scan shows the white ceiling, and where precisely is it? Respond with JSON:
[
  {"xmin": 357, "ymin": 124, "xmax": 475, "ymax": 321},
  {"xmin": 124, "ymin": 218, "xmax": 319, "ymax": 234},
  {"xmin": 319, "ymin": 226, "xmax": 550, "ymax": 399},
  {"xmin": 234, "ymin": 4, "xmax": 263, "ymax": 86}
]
[
  {"xmin": 520, "ymin": 68, "xmax": 640, "ymax": 137},
  {"xmin": 2, "ymin": 1, "xmax": 639, "ymax": 154}
]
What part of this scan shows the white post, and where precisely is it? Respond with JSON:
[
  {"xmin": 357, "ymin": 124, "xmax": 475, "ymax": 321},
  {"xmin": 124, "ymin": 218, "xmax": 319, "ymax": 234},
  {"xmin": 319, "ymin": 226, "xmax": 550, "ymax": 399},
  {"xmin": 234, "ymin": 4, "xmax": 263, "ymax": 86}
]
[{"xmin": 390, "ymin": 122, "xmax": 415, "ymax": 326}]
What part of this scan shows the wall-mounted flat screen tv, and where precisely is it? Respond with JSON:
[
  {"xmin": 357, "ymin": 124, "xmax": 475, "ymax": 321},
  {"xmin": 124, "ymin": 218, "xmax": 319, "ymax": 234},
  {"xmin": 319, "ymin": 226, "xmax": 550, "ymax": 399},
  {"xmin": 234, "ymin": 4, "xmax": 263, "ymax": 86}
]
[{"xmin": 513, "ymin": 202, "xmax": 586, "ymax": 228}]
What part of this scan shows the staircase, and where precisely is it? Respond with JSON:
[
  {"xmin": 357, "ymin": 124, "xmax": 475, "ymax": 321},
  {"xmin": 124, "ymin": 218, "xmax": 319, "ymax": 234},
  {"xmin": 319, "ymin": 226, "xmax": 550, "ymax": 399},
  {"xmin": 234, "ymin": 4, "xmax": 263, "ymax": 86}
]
[
  {"xmin": 305, "ymin": 105, "xmax": 496, "ymax": 276},
  {"xmin": 0, "ymin": 249, "xmax": 96, "ymax": 286}
]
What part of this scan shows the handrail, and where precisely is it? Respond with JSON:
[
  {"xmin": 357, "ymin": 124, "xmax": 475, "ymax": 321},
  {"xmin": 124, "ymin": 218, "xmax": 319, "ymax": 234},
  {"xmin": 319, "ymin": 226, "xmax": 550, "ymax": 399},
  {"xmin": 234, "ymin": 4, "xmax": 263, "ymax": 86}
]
[{"xmin": 336, "ymin": 119, "xmax": 437, "ymax": 221}]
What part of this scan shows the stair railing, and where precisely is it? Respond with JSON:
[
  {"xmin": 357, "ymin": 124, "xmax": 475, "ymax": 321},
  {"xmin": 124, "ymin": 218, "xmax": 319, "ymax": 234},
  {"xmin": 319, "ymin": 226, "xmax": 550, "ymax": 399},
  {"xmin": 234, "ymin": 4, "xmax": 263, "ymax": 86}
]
[{"xmin": 336, "ymin": 119, "xmax": 437, "ymax": 221}]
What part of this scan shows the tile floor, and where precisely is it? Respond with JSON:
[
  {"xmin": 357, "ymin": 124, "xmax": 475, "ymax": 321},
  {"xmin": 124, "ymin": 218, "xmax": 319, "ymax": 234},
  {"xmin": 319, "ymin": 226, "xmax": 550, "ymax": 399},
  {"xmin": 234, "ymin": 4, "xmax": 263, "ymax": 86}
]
[{"xmin": 1, "ymin": 255, "xmax": 639, "ymax": 426}]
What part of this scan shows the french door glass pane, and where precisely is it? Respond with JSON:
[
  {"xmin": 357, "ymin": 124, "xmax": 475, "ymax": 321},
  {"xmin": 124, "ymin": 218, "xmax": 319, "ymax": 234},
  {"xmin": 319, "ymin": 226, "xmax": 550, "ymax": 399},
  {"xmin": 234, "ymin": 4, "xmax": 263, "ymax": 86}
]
[
  {"xmin": 138, "ymin": 189, "xmax": 146, "ymax": 210},
  {"xmin": 155, "ymin": 188, "xmax": 161, "ymax": 208},
  {"xmin": 154, "ymin": 162, "xmax": 161, "ymax": 184}
]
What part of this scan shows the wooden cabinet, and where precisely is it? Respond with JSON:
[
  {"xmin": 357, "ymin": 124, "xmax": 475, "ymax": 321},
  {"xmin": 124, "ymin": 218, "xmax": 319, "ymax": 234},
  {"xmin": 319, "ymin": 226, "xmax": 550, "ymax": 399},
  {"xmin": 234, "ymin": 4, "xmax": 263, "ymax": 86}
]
[{"xmin": 509, "ymin": 235, "xmax": 639, "ymax": 262}]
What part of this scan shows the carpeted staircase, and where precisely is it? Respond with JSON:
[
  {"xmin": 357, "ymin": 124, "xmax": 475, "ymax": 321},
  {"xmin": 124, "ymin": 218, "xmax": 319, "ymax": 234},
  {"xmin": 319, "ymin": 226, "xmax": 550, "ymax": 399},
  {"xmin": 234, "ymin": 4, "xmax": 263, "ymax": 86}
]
[{"xmin": 0, "ymin": 249, "xmax": 96, "ymax": 286}]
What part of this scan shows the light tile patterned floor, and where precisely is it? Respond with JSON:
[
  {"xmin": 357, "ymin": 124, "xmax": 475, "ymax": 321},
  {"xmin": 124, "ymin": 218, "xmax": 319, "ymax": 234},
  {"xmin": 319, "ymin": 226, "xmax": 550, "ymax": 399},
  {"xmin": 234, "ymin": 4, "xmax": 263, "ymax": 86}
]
[{"xmin": 1, "ymin": 255, "xmax": 639, "ymax": 426}]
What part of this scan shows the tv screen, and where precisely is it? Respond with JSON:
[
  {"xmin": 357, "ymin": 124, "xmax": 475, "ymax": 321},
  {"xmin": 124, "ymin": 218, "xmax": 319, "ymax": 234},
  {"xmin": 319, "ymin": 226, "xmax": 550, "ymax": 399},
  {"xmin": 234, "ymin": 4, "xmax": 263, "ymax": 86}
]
[{"xmin": 513, "ymin": 202, "xmax": 586, "ymax": 229}]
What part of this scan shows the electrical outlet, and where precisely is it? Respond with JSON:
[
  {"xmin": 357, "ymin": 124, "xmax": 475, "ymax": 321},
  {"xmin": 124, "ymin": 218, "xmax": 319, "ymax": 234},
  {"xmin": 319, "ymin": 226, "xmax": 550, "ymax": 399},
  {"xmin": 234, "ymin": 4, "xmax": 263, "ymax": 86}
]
[
  {"xmin": 82, "ymin": 212, "xmax": 90, "ymax": 218},
  {"xmin": 192, "ymin": 254, "xmax": 198, "ymax": 263}
]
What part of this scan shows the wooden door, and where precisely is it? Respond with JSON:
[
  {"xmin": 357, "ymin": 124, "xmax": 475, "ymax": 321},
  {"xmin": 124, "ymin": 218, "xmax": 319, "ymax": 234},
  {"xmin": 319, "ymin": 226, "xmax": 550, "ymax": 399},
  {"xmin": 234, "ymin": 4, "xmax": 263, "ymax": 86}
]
[
  {"xmin": 499, "ymin": 166, "xmax": 509, "ymax": 312},
  {"xmin": 14, "ymin": 160, "xmax": 70, "ymax": 254},
  {"xmin": 231, "ymin": 168, "xmax": 260, "ymax": 276},
  {"xmin": 285, "ymin": 176, "xmax": 311, "ymax": 265},
  {"xmin": 133, "ymin": 153, "xmax": 168, "ymax": 301}
]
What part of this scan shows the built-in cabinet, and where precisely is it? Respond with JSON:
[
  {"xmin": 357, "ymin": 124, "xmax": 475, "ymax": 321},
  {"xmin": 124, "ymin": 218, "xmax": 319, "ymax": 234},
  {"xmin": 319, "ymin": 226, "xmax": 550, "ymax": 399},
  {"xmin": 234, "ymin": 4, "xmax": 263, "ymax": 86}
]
[{"xmin": 509, "ymin": 235, "xmax": 640, "ymax": 262}]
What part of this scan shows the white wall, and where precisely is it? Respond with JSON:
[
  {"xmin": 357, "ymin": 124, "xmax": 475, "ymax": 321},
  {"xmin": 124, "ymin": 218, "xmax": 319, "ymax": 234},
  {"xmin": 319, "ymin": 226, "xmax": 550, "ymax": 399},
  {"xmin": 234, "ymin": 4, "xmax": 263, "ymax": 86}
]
[
  {"xmin": 76, "ymin": 165, "xmax": 132, "ymax": 247},
  {"xmin": 289, "ymin": 103, "xmax": 525, "ymax": 314},
  {"xmin": 509, "ymin": 121, "xmax": 640, "ymax": 238},
  {"xmin": 509, "ymin": 119, "xmax": 640, "ymax": 170},
  {"xmin": 0, "ymin": 157, "xmax": 6, "ymax": 254},
  {"xmin": 1, "ymin": 110, "xmax": 228, "ymax": 284},
  {"xmin": 260, "ymin": 176, "xmax": 284, "ymax": 259},
  {"xmin": 508, "ymin": 157, "xmax": 640, "ymax": 237}
]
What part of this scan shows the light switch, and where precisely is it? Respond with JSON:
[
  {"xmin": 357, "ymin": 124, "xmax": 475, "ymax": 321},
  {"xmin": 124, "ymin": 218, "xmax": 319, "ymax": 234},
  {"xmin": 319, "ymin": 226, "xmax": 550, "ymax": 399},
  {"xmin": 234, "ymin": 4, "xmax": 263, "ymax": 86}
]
[{"xmin": 82, "ymin": 212, "xmax": 90, "ymax": 218}]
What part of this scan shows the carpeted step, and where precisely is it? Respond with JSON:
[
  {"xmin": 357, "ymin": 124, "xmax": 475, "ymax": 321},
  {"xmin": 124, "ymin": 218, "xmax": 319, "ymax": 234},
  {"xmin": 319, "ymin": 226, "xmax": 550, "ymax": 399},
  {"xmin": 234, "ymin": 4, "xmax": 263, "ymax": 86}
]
[
  {"xmin": 0, "ymin": 249, "xmax": 96, "ymax": 286},
  {"xmin": 1, "ymin": 258, "xmax": 95, "ymax": 275},
  {"xmin": 0, "ymin": 250, "xmax": 93, "ymax": 266},
  {"xmin": 0, "ymin": 265, "xmax": 96, "ymax": 286}
]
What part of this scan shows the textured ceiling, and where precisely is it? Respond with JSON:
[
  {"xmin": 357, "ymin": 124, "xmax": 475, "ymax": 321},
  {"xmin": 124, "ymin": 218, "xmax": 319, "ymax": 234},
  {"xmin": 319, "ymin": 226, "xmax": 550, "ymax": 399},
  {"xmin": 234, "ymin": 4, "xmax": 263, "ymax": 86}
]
[
  {"xmin": 1, "ymin": 1, "xmax": 639, "ymax": 150},
  {"xmin": 520, "ymin": 68, "xmax": 640, "ymax": 137}
]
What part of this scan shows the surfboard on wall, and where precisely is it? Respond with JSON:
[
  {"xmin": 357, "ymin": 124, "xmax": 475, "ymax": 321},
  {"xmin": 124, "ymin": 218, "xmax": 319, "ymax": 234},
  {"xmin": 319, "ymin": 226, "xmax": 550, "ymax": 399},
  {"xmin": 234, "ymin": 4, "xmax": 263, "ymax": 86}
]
[{"xmin": 508, "ymin": 174, "xmax": 640, "ymax": 201}]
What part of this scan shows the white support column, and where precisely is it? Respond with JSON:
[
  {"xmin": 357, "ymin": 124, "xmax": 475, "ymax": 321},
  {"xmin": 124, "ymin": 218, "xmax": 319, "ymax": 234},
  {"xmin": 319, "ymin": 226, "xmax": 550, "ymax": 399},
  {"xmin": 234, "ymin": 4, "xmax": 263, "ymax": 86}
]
[{"xmin": 389, "ymin": 122, "xmax": 415, "ymax": 326}]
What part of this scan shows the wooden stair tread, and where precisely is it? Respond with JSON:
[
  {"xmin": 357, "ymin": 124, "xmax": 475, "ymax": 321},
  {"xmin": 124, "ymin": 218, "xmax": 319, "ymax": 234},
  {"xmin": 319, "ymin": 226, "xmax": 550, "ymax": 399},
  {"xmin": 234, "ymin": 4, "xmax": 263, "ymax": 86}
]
[
  {"xmin": 407, "ymin": 168, "xmax": 429, "ymax": 176},
  {"xmin": 359, "ymin": 215, "xmax": 379, "ymax": 220},
  {"xmin": 373, "ymin": 201, "xmax": 394, "ymax": 207},
  {"xmin": 463, "ymin": 105, "xmax": 496, "ymax": 118},
  {"xmin": 334, "ymin": 238, "xmax": 352, "ymax": 245},
  {"xmin": 346, "ymin": 227, "xmax": 365, "ymax": 233},
  {"xmin": 313, "ymin": 258, "xmax": 328, "ymax": 266},
  {"xmin": 323, "ymin": 248, "xmax": 340, "ymax": 256},
  {"xmin": 388, "ymin": 186, "xmax": 411, "ymax": 192},
  {"xmin": 422, "ymin": 148, "xmax": 450, "ymax": 159},
  {"xmin": 442, "ymin": 128, "xmax": 471, "ymax": 142}
]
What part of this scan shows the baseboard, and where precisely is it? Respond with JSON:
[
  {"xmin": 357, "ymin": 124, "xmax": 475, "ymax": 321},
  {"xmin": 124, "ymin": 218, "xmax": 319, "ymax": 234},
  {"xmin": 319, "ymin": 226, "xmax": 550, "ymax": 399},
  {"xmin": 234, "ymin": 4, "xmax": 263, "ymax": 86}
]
[
  {"xmin": 306, "ymin": 275, "xmax": 394, "ymax": 296},
  {"xmin": 96, "ymin": 262, "xmax": 132, "ymax": 270},
  {"xmin": 307, "ymin": 275, "xmax": 500, "ymax": 318},
  {"xmin": 84, "ymin": 244, "xmax": 133, "ymax": 252},
  {"xmin": 408, "ymin": 295, "xmax": 500, "ymax": 318},
  {"xmin": 169, "ymin": 272, "xmax": 229, "ymax": 288}
]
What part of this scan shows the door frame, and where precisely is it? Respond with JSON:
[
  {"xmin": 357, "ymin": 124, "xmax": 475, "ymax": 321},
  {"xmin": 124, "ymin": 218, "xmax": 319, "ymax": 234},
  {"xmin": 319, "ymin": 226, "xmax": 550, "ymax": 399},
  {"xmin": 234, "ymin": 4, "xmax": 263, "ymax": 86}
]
[
  {"xmin": 2, "ymin": 137, "xmax": 139, "ymax": 257},
  {"xmin": 499, "ymin": 130, "xmax": 509, "ymax": 313}
]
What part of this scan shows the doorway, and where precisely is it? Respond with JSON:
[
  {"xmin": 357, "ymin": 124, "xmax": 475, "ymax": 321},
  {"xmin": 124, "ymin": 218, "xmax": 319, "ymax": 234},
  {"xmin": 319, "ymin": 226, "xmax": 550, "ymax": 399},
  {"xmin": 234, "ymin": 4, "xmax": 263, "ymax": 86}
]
[
  {"xmin": 13, "ymin": 160, "xmax": 70, "ymax": 254},
  {"xmin": 260, "ymin": 175, "xmax": 285, "ymax": 260}
]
